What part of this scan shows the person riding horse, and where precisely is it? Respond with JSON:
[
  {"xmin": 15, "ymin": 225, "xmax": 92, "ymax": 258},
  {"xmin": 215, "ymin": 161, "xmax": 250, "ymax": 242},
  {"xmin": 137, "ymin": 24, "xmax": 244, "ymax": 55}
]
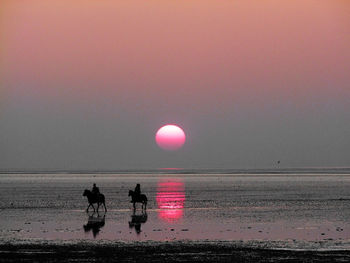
[
  {"xmin": 83, "ymin": 184, "xmax": 107, "ymax": 212},
  {"xmin": 92, "ymin": 183, "xmax": 100, "ymax": 198},
  {"xmin": 134, "ymin": 184, "xmax": 141, "ymax": 200},
  {"xmin": 129, "ymin": 184, "xmax": 147, "ymax": 210}
]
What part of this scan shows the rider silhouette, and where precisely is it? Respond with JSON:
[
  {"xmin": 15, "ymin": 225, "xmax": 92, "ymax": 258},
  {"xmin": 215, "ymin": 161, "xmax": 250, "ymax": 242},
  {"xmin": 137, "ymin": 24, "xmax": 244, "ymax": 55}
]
[
  {"xmin": 92, "ymin": 183, "xmax": 100, "ymax": 197},
  {"xmin": 134, "ymin": 184, "xmax": 141, "ymax": 200}
]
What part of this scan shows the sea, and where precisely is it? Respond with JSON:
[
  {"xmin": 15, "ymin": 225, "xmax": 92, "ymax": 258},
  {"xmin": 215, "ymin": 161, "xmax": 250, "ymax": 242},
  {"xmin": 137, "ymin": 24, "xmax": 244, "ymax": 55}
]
[{"xmin": 1, "ymin": 168, "xmax": 350, "ymax": 250}]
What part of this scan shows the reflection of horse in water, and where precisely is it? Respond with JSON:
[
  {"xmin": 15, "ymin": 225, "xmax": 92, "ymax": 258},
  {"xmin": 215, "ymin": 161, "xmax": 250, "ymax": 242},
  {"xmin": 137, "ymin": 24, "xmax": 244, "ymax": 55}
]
[
  {"xmin": 128, "ymin": 190, "xmax": 147, "ymax": 210},
  {"xmin": 83, "ymin": 189, "xmax": 107, "ymax": 212},
  {"xmin": 128, "ymin": 210, "xmax": 148, "ymax": 234},
  {"xmin": 83, "ymin": 212, "xmax": 106, "ymax": 238}
]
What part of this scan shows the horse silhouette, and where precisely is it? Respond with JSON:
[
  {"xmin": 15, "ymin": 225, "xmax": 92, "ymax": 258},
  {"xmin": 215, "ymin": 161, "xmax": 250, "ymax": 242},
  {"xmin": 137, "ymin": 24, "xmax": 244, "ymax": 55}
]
[
  {"xmin": 128, "ymin": 190, "xmax": 147, "ymax": 210},
  {"xmin": 128, "ymin": 210, "xmax": 148, "ymax": 234},
  {"xmin": 83, "ymin": 189, "xmax": 107, "ymax": 212},
  {"xmin": 84, "ymin": 212, "xmax": 105, "ymax": 238}
]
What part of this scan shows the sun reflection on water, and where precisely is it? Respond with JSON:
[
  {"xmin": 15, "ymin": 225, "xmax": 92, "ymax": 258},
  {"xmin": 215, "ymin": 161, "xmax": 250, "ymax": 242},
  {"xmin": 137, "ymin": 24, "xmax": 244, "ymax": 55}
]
[{"xmin": 156, "ymin": 179, "xmax": 185, "ymax": 222}]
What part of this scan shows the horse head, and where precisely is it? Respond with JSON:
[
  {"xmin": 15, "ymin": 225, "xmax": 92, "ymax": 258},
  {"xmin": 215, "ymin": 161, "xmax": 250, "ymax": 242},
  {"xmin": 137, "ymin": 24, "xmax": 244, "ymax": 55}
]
[
  {"xmin": 83, "ymin": 189, "xmax": 90, "ymax": 196},
  {"xmin": 128, "ymin": 190, "xmax": 133, "ymax": 197}
]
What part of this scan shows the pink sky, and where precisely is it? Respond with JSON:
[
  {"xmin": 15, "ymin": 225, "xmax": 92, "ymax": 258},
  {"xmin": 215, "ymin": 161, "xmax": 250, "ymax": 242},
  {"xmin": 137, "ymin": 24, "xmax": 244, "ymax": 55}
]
[{"xmin": 2, "ymin": 0, "xmax": 349, "ymax": 106}]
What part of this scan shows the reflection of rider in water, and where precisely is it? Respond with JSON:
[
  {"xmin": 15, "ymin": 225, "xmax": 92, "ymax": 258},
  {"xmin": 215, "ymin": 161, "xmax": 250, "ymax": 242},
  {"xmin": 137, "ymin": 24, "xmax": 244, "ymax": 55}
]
[
  {"xmin": 84, "ymin": 212, "xmax": 106, "ymax": 238},
  {"xmin": 129, "ymin": 210, "xmax": 147, "ymax": 234},
  {"xmin": 134, "ymin": 184, "xmax": 141, "ymax": 200},
  {"xmin": 92, "ymin": 183, "xmax": 100, "ymax": 197}
]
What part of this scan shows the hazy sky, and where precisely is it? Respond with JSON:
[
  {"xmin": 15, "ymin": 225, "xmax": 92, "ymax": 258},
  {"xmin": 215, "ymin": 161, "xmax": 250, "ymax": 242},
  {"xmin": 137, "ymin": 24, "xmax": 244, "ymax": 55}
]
[{"xmin": 1, "ymin": 0, "xmax": 350, "ymax": 170}]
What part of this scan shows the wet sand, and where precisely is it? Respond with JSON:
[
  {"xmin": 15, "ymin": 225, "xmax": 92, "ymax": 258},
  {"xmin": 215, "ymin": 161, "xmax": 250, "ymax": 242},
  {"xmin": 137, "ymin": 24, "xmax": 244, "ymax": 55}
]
[{"xmin": 1, "ymin": 241, "xmax": 350, "ymax": 262}]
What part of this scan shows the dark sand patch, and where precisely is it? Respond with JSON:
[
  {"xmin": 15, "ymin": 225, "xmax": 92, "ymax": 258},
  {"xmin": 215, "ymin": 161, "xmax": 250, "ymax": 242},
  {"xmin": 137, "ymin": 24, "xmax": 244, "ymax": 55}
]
[{"xmin": 0, "ymin": 242, "xmax": 350, "ymax": 262}]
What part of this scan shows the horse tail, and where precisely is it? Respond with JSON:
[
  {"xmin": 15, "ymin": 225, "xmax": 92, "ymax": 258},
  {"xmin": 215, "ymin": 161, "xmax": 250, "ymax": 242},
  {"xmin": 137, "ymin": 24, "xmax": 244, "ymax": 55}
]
[
  {"xmin": 99, "ymin": 194, "xmax": 107, "ymax": 212},
  {"xmin": 103, "ymin": 198, "xmax": 107, "ymax": 212}
]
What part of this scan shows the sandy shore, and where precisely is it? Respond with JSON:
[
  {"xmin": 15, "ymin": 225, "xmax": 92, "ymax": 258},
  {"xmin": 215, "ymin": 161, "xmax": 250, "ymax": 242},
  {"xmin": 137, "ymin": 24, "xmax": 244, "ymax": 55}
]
[{"xmin": 1, "ymin": 241, "xmax": 350, "ymax": 262}]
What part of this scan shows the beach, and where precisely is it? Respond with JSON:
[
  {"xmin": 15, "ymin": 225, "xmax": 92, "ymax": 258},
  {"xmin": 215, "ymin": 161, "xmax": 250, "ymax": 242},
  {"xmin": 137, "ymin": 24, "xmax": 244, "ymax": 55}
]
[{"xmin": 1, "ymin": 172, "xmax": 350, "ymax": 262}]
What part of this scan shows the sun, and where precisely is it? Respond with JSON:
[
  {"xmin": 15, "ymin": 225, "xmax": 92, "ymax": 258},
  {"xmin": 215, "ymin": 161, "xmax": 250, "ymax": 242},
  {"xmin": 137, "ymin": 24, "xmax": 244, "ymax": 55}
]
[{"xmin": 155, "ymin": 124, "xmax": 186, "ymax": 151}]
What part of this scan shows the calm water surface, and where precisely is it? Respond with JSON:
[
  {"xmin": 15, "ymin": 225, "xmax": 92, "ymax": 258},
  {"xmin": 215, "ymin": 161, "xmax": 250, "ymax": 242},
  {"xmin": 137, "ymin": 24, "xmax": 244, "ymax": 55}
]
[{"xmin": 0, "ymin": 173, "xmax": 350, "ymax": 249}]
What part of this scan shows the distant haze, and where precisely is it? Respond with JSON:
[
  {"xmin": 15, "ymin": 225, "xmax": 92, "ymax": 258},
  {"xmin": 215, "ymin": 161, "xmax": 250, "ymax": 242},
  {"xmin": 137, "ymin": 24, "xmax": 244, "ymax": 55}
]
[{"xmin": 1, "ymin": 0, "xmax": 350, "ymax": 170}]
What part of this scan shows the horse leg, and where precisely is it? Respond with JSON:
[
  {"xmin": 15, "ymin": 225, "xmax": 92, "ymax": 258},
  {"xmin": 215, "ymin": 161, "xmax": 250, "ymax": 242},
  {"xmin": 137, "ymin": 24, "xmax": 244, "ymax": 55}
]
[
  {"xmin": 86, "ymin": 204, "xmax": 91, "ymax": 212},
  {"xmin": 103, "ymin": 202, "xmax": 107, "ymax": 212},
  {"xmin": 97, "ymin": 203, "xmax": 100, "ymax": 212},
  {"xmin": 133, "ymin": 202, "xmax": 136, "ymax": 210},
  {"xmin": 91, "ymin": 204, "xmax": 95, "ymax": 212}
]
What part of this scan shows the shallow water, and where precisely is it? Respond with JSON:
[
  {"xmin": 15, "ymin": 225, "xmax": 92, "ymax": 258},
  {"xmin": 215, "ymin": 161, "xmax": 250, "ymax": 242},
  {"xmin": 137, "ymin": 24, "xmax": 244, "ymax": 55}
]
[{"xmin": 0, "ymin": 174, "xmax": 350, "ymax": 249}]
